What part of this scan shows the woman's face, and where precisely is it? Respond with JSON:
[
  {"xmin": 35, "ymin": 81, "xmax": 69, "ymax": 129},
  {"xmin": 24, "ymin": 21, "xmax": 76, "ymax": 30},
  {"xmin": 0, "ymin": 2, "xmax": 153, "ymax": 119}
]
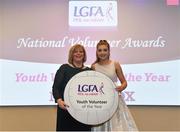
[
  {"xmin": 73, "ymin": 47, "xmax": 84, "ymax": 63},
  {"xmin": 97, "ymin": 44, "xmax": 109, "ymax": 61}
]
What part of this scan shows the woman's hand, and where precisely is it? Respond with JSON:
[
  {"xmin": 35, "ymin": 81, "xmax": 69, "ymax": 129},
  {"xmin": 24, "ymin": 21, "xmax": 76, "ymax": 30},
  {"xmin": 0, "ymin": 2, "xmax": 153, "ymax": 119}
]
[
  {"xmin": 57, "ymin": 98, "xmax": 69, "ymax": 110},
  {"xmin": 115, "ymin": 86, "xmax": 123, "ymax": 93}
]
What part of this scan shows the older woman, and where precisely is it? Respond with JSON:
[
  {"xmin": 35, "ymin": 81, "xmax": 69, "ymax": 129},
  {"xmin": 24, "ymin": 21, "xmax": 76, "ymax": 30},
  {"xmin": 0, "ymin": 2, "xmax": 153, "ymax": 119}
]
[{"xmin": 52, "ymin": 44, "xmax": 91, "ymax": 131}]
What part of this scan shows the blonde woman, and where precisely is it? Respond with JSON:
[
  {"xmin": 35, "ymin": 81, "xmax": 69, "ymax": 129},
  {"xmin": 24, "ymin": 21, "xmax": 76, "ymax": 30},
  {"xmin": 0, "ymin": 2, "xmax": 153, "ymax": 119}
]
[
  {"xmin": 52, "ymin": 44, "xmax": 91, "ymax": 131},
  {"xmin": 91, "ymin": 40, "xmax": 138, "ymax": 131}
]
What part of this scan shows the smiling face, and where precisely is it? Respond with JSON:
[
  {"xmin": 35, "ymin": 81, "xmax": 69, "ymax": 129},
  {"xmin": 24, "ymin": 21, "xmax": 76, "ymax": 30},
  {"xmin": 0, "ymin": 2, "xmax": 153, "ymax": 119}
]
[
  {"xmin": 72, "ymin": 47, "xmax": 84, "ymax": 63},
  {"xmin": 97, "ymin": 44, "xmax": 110, "ymax": 61},
  {"xmin": 68, "ymin": 44, "xmax": 86, "ymax": 65}
]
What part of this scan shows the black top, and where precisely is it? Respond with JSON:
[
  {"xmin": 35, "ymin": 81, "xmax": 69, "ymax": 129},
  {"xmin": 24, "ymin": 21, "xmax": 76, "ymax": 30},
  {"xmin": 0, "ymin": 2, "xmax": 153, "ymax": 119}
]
[
  {"xmin": 52, "ymin": 64, "xmax": 91, "ymax": 102},
  {"xmin": 52, "ymin": 64, "xmax": 92, "ymax": 131}
]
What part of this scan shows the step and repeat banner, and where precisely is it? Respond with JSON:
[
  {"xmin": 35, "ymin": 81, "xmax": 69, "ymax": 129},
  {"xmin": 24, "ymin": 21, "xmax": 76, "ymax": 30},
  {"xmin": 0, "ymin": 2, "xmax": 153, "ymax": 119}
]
[{"xmin": 0, "ymin": 0, "xmax": 179, "ymax": 106}]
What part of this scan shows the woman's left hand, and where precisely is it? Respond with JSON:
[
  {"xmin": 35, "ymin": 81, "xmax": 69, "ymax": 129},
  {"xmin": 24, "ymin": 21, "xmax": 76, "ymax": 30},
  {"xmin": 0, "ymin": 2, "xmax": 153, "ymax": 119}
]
[{"xmin": 115, "ymin": 86, "xmax": 123, "ymax": 93}]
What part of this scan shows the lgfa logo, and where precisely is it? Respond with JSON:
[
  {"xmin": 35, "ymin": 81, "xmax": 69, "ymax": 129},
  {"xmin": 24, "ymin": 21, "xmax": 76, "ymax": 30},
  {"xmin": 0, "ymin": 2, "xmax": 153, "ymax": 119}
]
[
  {"xmin": 78, "ymin": 82, "xmax": 104, "ymax": 95},
  {"xmin": 69, "ymin": 1, "xmax": 117, "ymax": 27},
  {"xmin": 74, "ymin": 6, "xmax": 104, "ymax": 17}
]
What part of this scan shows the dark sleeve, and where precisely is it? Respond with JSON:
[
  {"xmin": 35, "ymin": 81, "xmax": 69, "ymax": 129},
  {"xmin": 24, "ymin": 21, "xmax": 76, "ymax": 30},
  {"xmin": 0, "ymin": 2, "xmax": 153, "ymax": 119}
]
[{"xmin": 52, "ymin": 65, "xmax": 65, "ymax": 102}]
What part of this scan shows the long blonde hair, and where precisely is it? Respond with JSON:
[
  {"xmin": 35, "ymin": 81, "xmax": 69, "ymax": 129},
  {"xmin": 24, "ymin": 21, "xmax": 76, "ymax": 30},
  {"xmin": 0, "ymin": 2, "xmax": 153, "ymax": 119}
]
[{"xmin": 68, "ymin": 44, "xmax": 87, "ymax": 64}]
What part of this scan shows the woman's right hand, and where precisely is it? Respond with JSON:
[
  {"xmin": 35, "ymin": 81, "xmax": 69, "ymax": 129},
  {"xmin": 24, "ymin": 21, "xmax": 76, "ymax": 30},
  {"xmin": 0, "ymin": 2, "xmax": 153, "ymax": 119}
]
[{"xmin": 57, "ymin": 98, "xmax": 69, "ymax": 110}]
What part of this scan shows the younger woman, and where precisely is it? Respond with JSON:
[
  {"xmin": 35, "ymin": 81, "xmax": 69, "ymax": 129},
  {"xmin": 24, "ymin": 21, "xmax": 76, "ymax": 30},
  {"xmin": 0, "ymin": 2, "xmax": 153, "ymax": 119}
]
[{"xmin": 91, "ymin": 40, "xmax": 138, "ymax": 131}]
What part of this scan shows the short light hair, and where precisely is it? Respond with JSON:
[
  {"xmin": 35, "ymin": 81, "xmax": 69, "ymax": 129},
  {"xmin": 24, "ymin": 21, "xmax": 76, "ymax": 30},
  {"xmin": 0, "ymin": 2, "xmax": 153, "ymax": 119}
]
[{"xmin": 68, "ymin": 44, "xmax": 87, "ymax": 64}]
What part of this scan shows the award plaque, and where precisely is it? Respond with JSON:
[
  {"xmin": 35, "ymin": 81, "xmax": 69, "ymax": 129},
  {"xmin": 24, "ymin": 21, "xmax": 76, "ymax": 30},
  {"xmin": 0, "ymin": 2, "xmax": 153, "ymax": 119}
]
[{"xmin": 64, "ymin": 71, "xmax": 118, "ymax": 125}]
